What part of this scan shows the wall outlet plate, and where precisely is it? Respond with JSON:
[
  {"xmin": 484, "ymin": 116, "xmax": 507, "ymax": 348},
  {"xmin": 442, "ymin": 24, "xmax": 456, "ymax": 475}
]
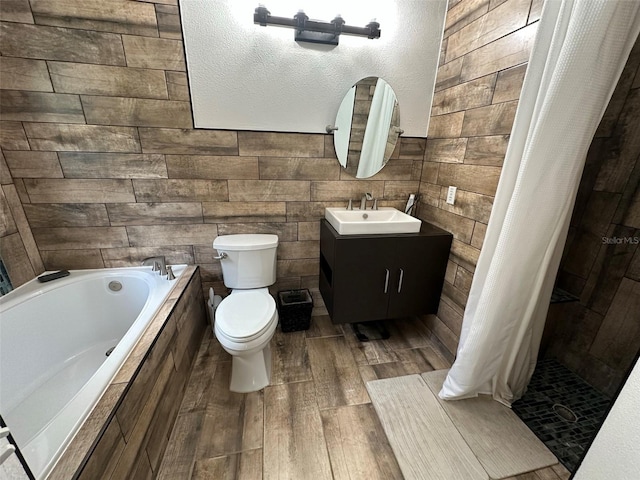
[{"xmin": 446, "ymin": 186, "xmax": 457, "ymax": 205}]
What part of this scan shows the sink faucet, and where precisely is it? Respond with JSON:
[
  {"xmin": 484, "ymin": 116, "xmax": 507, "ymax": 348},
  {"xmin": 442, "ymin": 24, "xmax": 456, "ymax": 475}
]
[
  {"xmin": 360, "ymin": 192, "xmax": 373, "ymax": 210},
  {"xmin": 141, "ymin": 256, "xmax": 167, "ymax": 276}
]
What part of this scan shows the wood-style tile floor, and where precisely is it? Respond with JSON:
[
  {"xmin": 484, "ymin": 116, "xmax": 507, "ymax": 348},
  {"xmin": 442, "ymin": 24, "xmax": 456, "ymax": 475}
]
[{"xmin": 157, "ymin": 309, "xmax": 572, "ymax": 480}]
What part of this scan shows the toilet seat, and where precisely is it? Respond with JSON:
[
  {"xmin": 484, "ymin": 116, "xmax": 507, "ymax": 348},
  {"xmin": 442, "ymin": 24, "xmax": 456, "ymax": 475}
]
[{"xmin": 215, "ymin": 289, "xmax": 277, "ymax": 342}]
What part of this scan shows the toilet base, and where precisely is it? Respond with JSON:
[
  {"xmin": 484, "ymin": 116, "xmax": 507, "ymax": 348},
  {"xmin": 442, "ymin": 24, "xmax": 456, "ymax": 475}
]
[{"xmin": 229, "ymin": 342, "xmax": 272, "ymax": 393}]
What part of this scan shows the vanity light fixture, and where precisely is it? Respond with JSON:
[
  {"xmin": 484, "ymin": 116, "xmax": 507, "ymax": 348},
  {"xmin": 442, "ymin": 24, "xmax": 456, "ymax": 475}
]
[{"xmin": 254, "ymin": 5, "xmax": 380, "ymax": 46}]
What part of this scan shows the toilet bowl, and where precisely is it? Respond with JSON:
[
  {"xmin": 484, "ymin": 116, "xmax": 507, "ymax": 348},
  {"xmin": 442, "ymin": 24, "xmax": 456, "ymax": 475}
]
[
  {"xmin": 214, "ymin": 289, "xmax": 278, "ymax": 392},
  {"xmin": 212, "ymin": 234, "xmax": 279, "ymax": 392}
]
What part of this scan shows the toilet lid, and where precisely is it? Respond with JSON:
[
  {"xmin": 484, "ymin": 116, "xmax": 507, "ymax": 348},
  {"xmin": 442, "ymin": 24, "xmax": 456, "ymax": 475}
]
[{"xmin": 216, "ymin": 290, "xmax": 276, "ymax": 341}]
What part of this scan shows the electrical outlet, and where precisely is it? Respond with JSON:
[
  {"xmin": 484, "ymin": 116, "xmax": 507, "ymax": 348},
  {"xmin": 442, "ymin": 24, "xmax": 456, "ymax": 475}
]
[{"xmin": 446, "ymin": 186, "xmax": 457, "ymax": 205}]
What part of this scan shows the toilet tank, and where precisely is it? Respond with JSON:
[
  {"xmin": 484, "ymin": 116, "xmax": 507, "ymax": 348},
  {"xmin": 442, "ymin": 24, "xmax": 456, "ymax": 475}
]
[{"xmin": 213, "ymin": 234, "xmax": 278, "ymax": 289}]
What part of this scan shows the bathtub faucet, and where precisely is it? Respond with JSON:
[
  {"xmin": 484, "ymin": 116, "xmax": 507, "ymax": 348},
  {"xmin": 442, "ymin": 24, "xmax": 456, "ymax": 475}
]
[{"xmin": 141, "ymin": 256, "xmax": 167, "ymax": 276}]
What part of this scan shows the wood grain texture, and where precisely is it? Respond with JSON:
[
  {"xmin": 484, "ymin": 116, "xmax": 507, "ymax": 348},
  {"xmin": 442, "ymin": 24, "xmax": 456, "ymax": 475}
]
[
  {"xmin": 263, "ymin": 381, "xmax": 333, "ymax": 480},
  {"xmin": 306, "ymin": 336, "xmax": 370, "ymax": 409},
  {"xmin": 23, "ymin": 203, "xmax": 110, "ymax": 228},
  {"xmin": 0, "ymin": 57, "xmax": 52, "ymax": 92},
  {"xmin": 259, "ymin": 157, "xmax": 340, "ymax": 180},
  {"xmin": 107, "ymin": 202, "xmax": 202, "ymax": 225},
  {"xmin": 310, "ymin": 180, "xmax": 384, "ymax": 202},
  {"xmin": 460, "ymin": 22, "xmax": 538, "ymax": 82},
  {"xmin": 589, "ymin": 277, "xmax": 640, "ymax": 369},
  {"xmin": 48, "ymin": 62, "xmax": 168, "ymax": 99},
  {"xmin": 419, "ymin": 203, "xmax": 475, "ymax": 243},
  {"xmin": 165, "ymin": 71, "xmax": 189, "ymax": 101},
  {"xmin": 0, "ymin": 0, "xmax": 33, "ymax": 23},
  {"xmin": 0, "ymin": 90, "xmax": 85, "ymax": 124},
  {"xmin": 30, "ymin": 0, "xmax": 158, "ymax": 37},
  {"xmin": 196, "ymin": 361, "xmax": 263, "ymax": 458},
  {"xmin": 238, "ymin": 132, "xmax": 324, "ymax": 157},
  {"xmin": 228, "ymin": 180, "xmax": 310, "ymax": 202},
  {"xmin": 0, "ymin": 22, "xmax": 125, "ymax": 65},
  {"xmin": 367, "ymin": 375, "xmax": 488, "ymax": 480},
  {"xmin": 218, "ymin": 222, "xmax": 297, "ymax": 242},
  {"xmin": 431, "ymin": 74, "xmax": 497, "ymax": 115},
  {"xmin": 203, "ymin": 201, "xmax": 286, "ymax": 223},
  {"xmin": 444, "ymin": 0, "xmax": 490, "ymax": 39},
  {"xmin": 493, "ymin": 63, "xmax": 527, "ymax": 104},
  {"xmin": 0, "ymin": 232, "xmax": 36, "ymax": 286},
  {"xmin": 438, "ymin": 163, "xmax": 501, "ymax": 196},
  {"xmin": 446, "ymin": 0, "xmax": 531, "ymax": 63},
  {"xmin": 426, "ymin": 138, "xmax": 468, "ymax": 163},
  {"xmin": 2, "ymin": 184, "xmax": 44, "ymax": 274},
  {"xmin": 41, "ymin": 249, "xmax": 105, "ymax": 270},
  {"xmin": 139, "ymin": 128, "xmax": 238, "ymax": 155},
  {"xmin": 0, "ymin": 121, "xmax": 30, "ymax": 151},
  {"xmin": 156, "ymin": 4, "xmax": 181, "ymax": 40},
  {"xmin": 271, "ymin": 330, "xmax": 312, "ymax": 385},
  {"xmin": 133, "ymin": 179, "xmax": 228, "ymax": 202},
  {"xmin": 24, "ymin": 178, "xmax": 136, "ymax": 203},
  {"xmin": 422, "ymin": 370, "xmax": 558, "ymax": 478},
  {"xmin": 126, "ymin": 224, "xmax": 218, "ymax": 247},
  {"xmin": 122, "ymin": 35, "xmax": 185, "ymax": 71},
  {"xmin": 50, "ymin": 384, "xmax": 127, "ymax": 480},
  {"xmin": 321, "ymin": 404, "xmax": 403, "ymax": 480},
  {"xmin": 461, "ymin": 101, "xmax": 519, "ymax": 137},
  {"xmin": 438, "ymin": 188, "xmax": 494, "ymax": 223},
  {"xmin": 32, "ymin": 226, "xmax": 129, "ymax": 250},
  {"xmin": 192, "ymin": 450, "xmax": 262, "ymax": 480},
  {"xmin": 101, "ymin": 245, "xmax": 195, "ymax": 268},
  {"xmin": 464, "ymin": 135, "xmax": 509, "ymax": 166},
  {"xmin": 166, "ymin": 155, "xmax": 259, "ymax": 179},
  {"xmin": 24, "ymin": 123, "xmax": 141, "ymax": 152},
  {"xmin": 4, "ymin": 151, "xmax": 63, "ymax": 178},
  {"xmin": 81, "ymin": 95, "xmax": 192, "ymax": 128},
  {"xmin": 427, "ymin": 112, "xmax": 465, "ymax": 138},
  {"xmin": 59, "ymin": 153, "xmax": 167, "ymax": 179},
  {"xmin": 112, "ymin": 353, "xmax": 176, "ymax": 478},
  {"xmin": 435, "ymin": 57, "xmax": 464, "ymax": 92},
  {"xmin": 0, "ymin": 187, "xmax": 17, "ymax": 238}
]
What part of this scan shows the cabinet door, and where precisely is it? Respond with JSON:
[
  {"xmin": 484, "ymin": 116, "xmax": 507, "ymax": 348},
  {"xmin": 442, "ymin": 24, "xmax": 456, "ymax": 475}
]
[
  {"xmin": 387, "ymin": 235, "xmax": 451, "ymax": 318},
  {"xmin": 331, "ymin": 236, "xmax": 391, "ymax": 323}
]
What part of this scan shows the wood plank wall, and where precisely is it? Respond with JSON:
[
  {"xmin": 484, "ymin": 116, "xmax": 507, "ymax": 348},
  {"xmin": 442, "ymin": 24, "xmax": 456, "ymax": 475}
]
[
  {"xmin": 0, "ymin": 0, "xmax": 422, "ymax": 296},
  {"xmin": 417, "ymin": 0, "xmax": 542, "ymax": 356},
  {"xmin": 545, "ymin": 38, "xmax": 640, "ymax": 396}
]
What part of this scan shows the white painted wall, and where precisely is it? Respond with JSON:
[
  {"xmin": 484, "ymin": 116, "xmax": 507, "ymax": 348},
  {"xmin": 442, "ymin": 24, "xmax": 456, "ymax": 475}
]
[
  {"xmin": 180, "ymin": 0, "xmax": 447, "ymax": 137},
  {"xmin": 574, "ymin": 360, "xmax": 640, "ymax": 480}
]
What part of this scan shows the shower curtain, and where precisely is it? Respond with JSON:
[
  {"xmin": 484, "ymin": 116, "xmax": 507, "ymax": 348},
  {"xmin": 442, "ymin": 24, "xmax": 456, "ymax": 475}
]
[
  {"xmin": 440, "ymin": 0, "xmax": 640, "ymax": 406},
  {"xmin": 357, "ymin": 78, "xmax": 397, "ymax": 178}
]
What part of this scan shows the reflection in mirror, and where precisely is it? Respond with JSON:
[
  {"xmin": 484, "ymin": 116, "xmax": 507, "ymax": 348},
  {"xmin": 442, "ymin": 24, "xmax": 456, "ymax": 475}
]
[{"xmin": 334, "ymin": 77, "xmax": 400, "ymax": 178}]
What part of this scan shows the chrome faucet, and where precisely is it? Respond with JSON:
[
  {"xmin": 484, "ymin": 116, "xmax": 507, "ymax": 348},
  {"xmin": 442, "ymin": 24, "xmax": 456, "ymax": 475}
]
[
  {"xmin": 360, "ymin": 192, "xmax": 373, "ymax": 210},
  {"xmin": 141, "ymin": 256, "xmax": 167, "ymax": 276}
]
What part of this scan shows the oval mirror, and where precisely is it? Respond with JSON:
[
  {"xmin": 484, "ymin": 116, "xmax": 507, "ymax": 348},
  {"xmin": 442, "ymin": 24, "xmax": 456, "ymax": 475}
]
[{"xmin": 333, "ymin": 77, "xmax": 401, "ymax": 178}]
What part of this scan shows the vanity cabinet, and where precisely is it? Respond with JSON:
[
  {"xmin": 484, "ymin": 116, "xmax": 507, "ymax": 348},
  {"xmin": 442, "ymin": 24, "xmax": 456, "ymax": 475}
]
[{"xmin": 319, "ymin": 219, "xmax": 452, "ymax": 324}]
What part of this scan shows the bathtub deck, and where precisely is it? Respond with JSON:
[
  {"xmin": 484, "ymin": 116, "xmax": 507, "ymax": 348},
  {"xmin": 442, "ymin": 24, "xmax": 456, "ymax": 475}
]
[{"xmin": 158, "ymin": 310, "xmax": 571, "ymax": 480}]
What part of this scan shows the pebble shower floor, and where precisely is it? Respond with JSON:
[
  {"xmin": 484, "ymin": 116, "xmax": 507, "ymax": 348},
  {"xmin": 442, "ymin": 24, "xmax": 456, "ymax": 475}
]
[{"xmin": 512, "ymin": 358, "xmax": 611, "ymax": 472}]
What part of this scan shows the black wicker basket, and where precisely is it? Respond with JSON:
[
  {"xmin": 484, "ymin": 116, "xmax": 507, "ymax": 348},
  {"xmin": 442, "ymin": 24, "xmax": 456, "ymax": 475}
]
[{"xmin": 277, "ymin": 289, "xmax": 313, "ymax": 332}]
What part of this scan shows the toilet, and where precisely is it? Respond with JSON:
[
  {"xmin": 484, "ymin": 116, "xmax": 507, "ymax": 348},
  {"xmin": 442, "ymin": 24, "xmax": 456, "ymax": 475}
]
[{"xmin": 212, "ymin": 234, "xmax": 279, "ymax": 393}]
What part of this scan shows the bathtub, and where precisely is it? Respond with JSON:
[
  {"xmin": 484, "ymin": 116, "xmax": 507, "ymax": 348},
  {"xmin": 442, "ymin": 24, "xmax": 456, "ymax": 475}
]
[{"xmin": 0, "ymin": 265, "xmax": 187, "ymax": 479}]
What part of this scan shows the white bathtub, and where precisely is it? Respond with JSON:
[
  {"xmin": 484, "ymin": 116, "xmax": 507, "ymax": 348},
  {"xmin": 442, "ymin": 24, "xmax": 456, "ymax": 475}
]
[{"xmin": 0, "ymin": 265, "xmax": 186, "ymax": 479}]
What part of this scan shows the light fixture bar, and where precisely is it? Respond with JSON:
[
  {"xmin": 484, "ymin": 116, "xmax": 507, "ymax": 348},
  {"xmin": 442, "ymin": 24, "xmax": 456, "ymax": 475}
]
[{"xmin": 254, "ymin": 5, "xmax": 380, "ymax": 46}]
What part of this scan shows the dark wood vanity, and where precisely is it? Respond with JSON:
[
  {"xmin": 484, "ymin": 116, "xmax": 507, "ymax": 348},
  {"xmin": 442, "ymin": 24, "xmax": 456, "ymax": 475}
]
[{"xmin": 319, "ymin": 219, "xmax": 453, "ymax": 324}]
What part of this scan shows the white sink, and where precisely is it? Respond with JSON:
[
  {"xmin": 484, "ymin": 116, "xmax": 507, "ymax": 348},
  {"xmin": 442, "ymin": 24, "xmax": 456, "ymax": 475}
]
[{"xmin": 324, "ymin": 207, "xmax": 422, "ymax": 235}]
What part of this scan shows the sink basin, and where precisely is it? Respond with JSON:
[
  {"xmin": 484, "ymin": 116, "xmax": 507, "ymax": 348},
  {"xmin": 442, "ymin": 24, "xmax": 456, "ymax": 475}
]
[{"xmin": 324, "ymin": 207, "xmax": 421, "ymax": 235}]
